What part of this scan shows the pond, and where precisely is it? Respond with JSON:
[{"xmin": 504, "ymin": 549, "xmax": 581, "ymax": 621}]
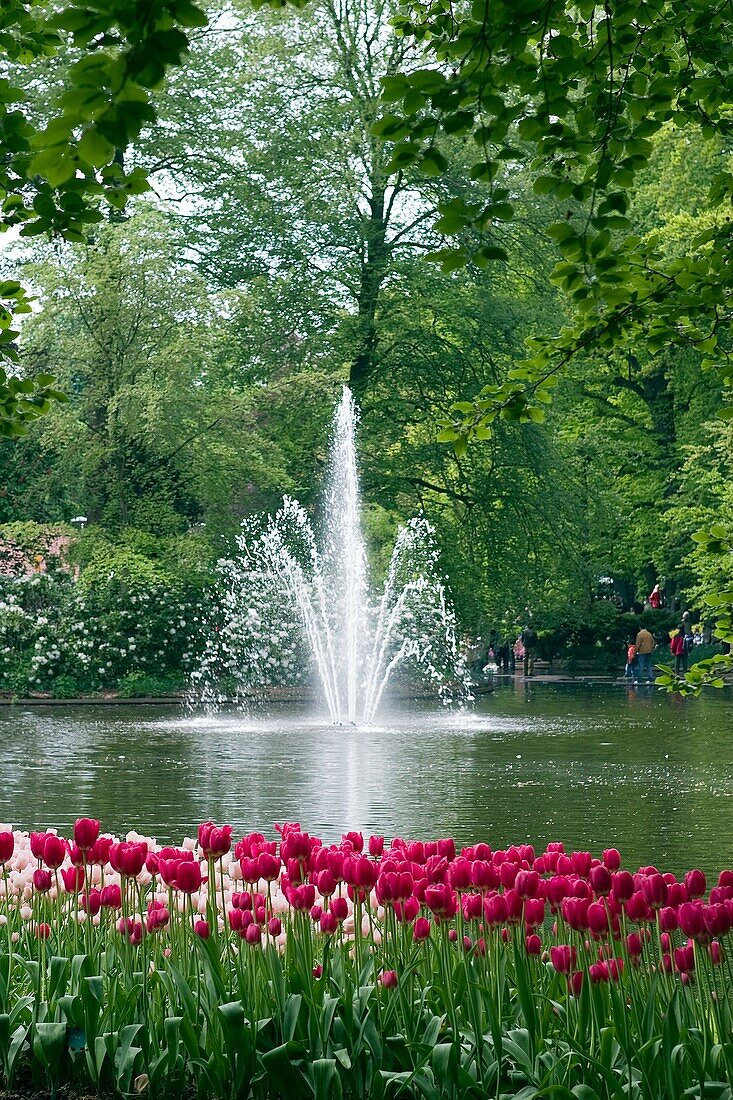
[{"xmin": 3, "ymin": 681, "xmax": 732, "ymax": 877}]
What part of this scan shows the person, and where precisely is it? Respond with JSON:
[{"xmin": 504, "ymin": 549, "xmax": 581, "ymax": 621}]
[
  {"xmin": 520, "ymin": 624, "xmax": 538, "ymax": 677},
  {"xmin": 624, "ymin": 640, "xmax": 638, "ymax": 681},
  {"xmin": 670, "ymin": 627, "xmax": 687, "ymax": 675},
  {"xmin": 496, "ymin": 637, "xmax": 512, "ymax": 673},
  {"xmin": 513, "ymin": 635, "xmax": 525, "ymax": 672},
  {"xmin": 633, "ymin": 625, "xmax": 656, "ymax": 683},
  {"xmin": 649, "ymin": 584, "xmax": 662, "ymax": 610}
]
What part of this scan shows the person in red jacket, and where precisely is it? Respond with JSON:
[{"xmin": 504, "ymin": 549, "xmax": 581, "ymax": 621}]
[
  {"xmin": 670, "ymin": 628, "xmax": 687, "ymax": 674},
  {"xmin": 649, "ymin": 584, "xmax": 662, "ymax": 609}
]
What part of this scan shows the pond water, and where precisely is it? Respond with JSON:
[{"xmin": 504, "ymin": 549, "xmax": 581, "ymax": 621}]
[{"xmin": 2, "ymin": 681, "xmax": 732, "ymax": 877}]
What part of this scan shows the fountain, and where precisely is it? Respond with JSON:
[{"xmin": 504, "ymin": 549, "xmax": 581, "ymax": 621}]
[{"xmin": 191, "ymin": 388, "xmax": 468, "ymax": 723}]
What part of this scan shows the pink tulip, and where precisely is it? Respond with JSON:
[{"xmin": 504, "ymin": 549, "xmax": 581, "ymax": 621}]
[
  {"xmin": 368, "ymin": 835, "xmax": 384, "ymax": 858},
  {"xmin": 194, "ymin": 919, "xmax": 210, "ymax": 939},
  {"xmin": 678, "ymin": 902, "xmax": 705, "ymax": 940},
  {"xmin": 603, "ymin": 849, "xmax": 621, "ymax": 871},
  {"xmin": 611, "ymin": 871, "xmax": 635, "ymax": 904},
  {"xmin": 380, "ymin": 970, "xmax": 398, "ymax": 989},
  {"xmin": 525, "ymin": 934, "xmax": 541, "ymax": 956},
  {"xmin": 268, "ymin": 917, "xmax": 282, "ymax": 936},
  {"xmin": 590, "ymin": 865, "xmax": 612, "ymax": 896},
  {"xmin": 587, "ymin": 902, "xmax": 609, "ymax": 936}
]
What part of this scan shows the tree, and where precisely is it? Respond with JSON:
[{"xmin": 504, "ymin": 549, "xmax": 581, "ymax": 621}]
[{"xmin": 0, "ymin": 0, "xmax": 207, "ymax": 434}]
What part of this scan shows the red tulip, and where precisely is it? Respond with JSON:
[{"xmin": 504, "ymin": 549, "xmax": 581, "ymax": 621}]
[
  {"xmin": 380, "ymin": 969, "xmax": 398, "ymax": 988},
  {"xmin": 330, "ymin": 896, "xmax": 348, "ymax": 922},
  {"xmin": 30, "ymin": 832, "xmax": 49, "ymax": 861},
  {"xmin": 368, "ymin": 835, "xmax": 384, "ymax": 858},
  {"xmin": 625, "ymin": 892, "xmax": 652, "ymax": 922},
  {"xmin": 82, "ymin": 889, "xmax": 102, "ymax": 916},
  {"xmin": 589, "ymin": 962, "xmax": 608, "ymax": 983},
  {"xmin": 657, "ymin": 906, "xmax": 678, "ymax": 933},
  {"xmin": 268, "ymin": 917, "xmax": 282, "ymax": 936},
  {"xmin": 175, "ymin": 861, "xmax": 203, "ymax": 894},
  {"xmin": 590, "ymin": 865, "xmax": 613, "ymax": 896},
  {"xmin": 413, "ymin": 916, "xmax": 431, "ymax": 941},
  {"xmin": 525, "ymin": 933, "xmax": 541, "ymax": 956},
  {"xmin": 199, "ymin": 823, "xmax": 232, "ymax": 859},
  {"xmin": 394, "ymin": 896, "xmax": 420, "ymax": 923},
  {"xmin": 571, "ymin": 851, "xmax": 592, "ymax": 877},
  {"xmin": 626, "ymin": 932, "xmax": 643, "ymax": 957},
  {"xmin": 684, "ymin": 869, "xmax": 706, "ymax": 899},
  {"xmin": 244, "ymin": 923, "xmax": 262, "ymax": 945},
  {"xmin": 641, "ymin": 874, "xmax": 668, "ymax": 909},
  {"xmin": 35, "ymin": 923, "xmax": 51, "ymax": 940},
  {"xmin": 704, "ymin": 903, "xmax": 731, "ymax": 937},
  {"xmin": 674, "ymin": 944, "xmax": 695, "ymax": 973},
  {"xmin": 587, "ymin": 902, "xmax": 610, "ymax": 936},
  {"xmin": 195, "ymin": 919, "xmax": 210, "ymax": 939},
  {"xmin": 73, "ymin": 818, "xmax": 100, "ymax": 851},
  {"xmin": 550, "ymin": 945, "xmax": 576, "ymax": 974},
  {"xmin": 257, "ymin": 852, "xmax": 281, "ymax": 881},
  {"xmin": 100, "ymin": 884, "xmax": 122, "ymax": 909},
  {"xmin": 424, "ymin": 883, "xmax": 457, "ymax": 920},
  {"xmin": 33, "ymin": 869, "xmax": 52, "ymax": 893},
  {"xmin": 0, "ymin": 831, "xmax": 14, "ymax": 864},
  {"xmin": 612, "ymin": 871, "xmax": 635, "ymax": 904},
  {"xmin": 603, "ymin": 849, "xmax": 621, "ymax": 871},
  {"xmin": 42, "ymin": 835, "xmax": 67, "ymax": 870},
  {"xmin": 515, "ymin": 870, "xmax": 540, "ymax": 899},
  {"xmin": 61, "ymin": 866, "xmax": 85, "ymax": 893},
  {"xmin": 678, "ymin": 902, "xmax": 705, "ymax": 940},
  {"xmin": 109, "ymin": 842, "xmax": 147, "ymax": 878},
  {"xmin": 320, "ymin": 910, "xmax": 338, "ymax": 934},
  {"xmin": 710, "ymin": 941, "xmax": 724, "ymax": 965}
]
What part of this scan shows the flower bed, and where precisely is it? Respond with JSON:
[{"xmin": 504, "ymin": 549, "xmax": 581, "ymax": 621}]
[{"xmin": 0, "ymin": 821, "xmax": 732, "ymax": 1098}]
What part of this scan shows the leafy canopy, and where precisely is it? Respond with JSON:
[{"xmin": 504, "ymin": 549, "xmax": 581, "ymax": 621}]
[{"xmin": 0, "ymin": 0, "xmax": 206, "ymax": 435}]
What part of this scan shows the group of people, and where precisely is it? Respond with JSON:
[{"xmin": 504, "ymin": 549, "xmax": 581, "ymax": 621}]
[
  {"xmin": 625, "ymin": 610, "xmax": 697, "ymax": 683},
  {"xmin": 476, "ymin": 625, "xmax": 539, "ymax": 679}
]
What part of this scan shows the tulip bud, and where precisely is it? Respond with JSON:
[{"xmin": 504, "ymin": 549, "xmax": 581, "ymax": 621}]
[
  {"xmin": 380, "ymin": 970, "xmax": 398, "ymax": 988},
  {"xmin": 684, "ymin": 869, "xmax": 706, "ymax": 899}
]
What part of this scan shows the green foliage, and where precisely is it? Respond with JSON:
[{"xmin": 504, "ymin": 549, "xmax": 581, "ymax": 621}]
[{"xmin": 0, "ymin": 0, "xmax": 207, "ymax": 433}]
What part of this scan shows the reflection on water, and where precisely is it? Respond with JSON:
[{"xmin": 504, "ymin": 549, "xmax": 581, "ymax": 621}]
[{"xmin": 2, "ymin": 682, "xmax": 732, "ymax": 877}]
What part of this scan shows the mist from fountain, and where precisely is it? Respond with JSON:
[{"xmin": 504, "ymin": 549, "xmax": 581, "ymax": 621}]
[{"xmin": 191, "ymin": 388, "xmax": 468, "ymax": 723}]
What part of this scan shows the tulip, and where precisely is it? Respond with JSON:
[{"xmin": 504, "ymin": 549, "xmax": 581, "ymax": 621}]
[
  {"xmin": 244, "ymin": 923, "xmax": 262, "ymax": 945},
  {"xmin": 30, "ymin": 832, "xmax": 49, "ymax": 861},
  {"xmin": 194, "ymin": 919, "xmax": 210, "ymax": 939},
  {"xmin": 674, "ymin": 944, "xmax": 695, "ymax": 973},
  {"xmin": 268, "ymin": 917, "xmax": 282, "ymax": 937},
  {"xmin": 413, "ymin": 916, "xmax": 431, "ymax": 942},
  {"xmin": 704, "ymin": 903, "xmax": 731, "ymax": 937},
  {"xmin": 424, "ymin": 883, "xmax": 457, "ymax": 920},
  {"xmin": 176, "ymin": 861, "xmax": 203, "ymax": 894},
  {"xmin": 678, "ymin": 902, "xmax": 705, "ymax": 940},
  {"xmin": 484, "ymin": 893, "xmax": 508, "ymax": 925},
  {"xmin": 33, "ymin": 869, "xmax": 52, "ymax": 893},
  {"xmin": 571, "ymin": 852, "xmax": 592, "ymax": 877},
  {"xmin": 589, "ymin": 962, "xmax": 608, "ymax": 983},
  {"xmin": 625, "ymin": 892, "xmax": 652, "ymax": 922},
  {"xmin": 257, "ymin": 852, "xmax": 281, "ymax": 881},
  {"xmin": 73, "ymin": 818, "xmax": 100, "ymax": 851},
  {"xmin": 641, "ymin": 874, "xmax": 668, "ymax": 909},
  {"xmin": 61, "ymin": 866, "xmax": 85, "ymax": 893},
  {"xmin": 626, "ymin": 932, "xmax": 643, "ymax": 957},
  {"xmin": 368, "ymin": 835, "xmax": 384, "ymax": 858},
  {"xmin": 0, "ymin": 831, "xmax": 14, "ymax": 865},
  {"xmin": 100, "ymin": 884, "xmax": 121, "ymax": 909},
  {"xmin": 525, "ymin": 933, "xmax": 541, "ymax": 956},
  {"xmin": 380, "ymin": 970, "xmax": 398, "ymax": 989},
  {"xmin": 515, "ymin": 870, "xmax": 540, "ymax": 899},
  {"xmin": 612, "ymin": 871, "xmax": 635, "ymax": 904},
  {"xmin": 710, "ymin": 941, "xmax": 724, "ymax": 965},
  {"xmin": 590, "ymin": 865, "xmax": 613, "ymax": 896},
  {"xmin": 550, "ymin": 945, "xmax": 576, "ymax": 974},
  {"xmin": 658, "ymin": 906, "xmax": 678, "ymax": 933},
  {"xmin": 684, "ymin": 869, "xmax": 706, "ymax": 899},
  {"xmin": 330, "ymin": 897, "xmax": 348, "ymax": 922},
  {"xmin": 42, "ymin": 835, "xmax": 67, "ymax": 870},
  {"xmin": 603, "ymin": 848, "xmax": 621, "ymax": 871},
  {"xmin": 35, "ymin": 923, "xmax": 51, "ymax": 940},
  {"xmin": 587, "ymin": 902, "xmax": 610, "ymax": 936}
]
